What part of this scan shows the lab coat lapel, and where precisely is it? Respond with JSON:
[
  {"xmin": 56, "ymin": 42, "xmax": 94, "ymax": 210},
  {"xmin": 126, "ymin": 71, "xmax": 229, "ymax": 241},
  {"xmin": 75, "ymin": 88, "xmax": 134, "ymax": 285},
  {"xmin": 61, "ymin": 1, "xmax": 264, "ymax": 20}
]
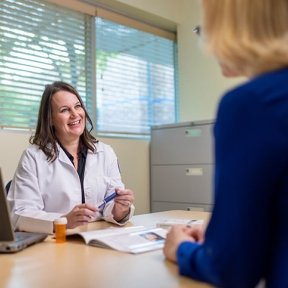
[{"xmin": 56, "ymin": 143, "xmax": 75, "ymax": 167}]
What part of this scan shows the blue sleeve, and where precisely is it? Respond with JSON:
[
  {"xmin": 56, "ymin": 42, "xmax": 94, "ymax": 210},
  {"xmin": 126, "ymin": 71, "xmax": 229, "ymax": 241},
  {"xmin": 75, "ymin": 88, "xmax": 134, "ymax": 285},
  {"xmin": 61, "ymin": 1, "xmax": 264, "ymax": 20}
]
[
  {"xmin": 177, "ymin": 241, "xmax": 221, "ymax": 284},
  {"xmin": 176, "ymin": 82, "xmax": 288, "ymax": 287}
]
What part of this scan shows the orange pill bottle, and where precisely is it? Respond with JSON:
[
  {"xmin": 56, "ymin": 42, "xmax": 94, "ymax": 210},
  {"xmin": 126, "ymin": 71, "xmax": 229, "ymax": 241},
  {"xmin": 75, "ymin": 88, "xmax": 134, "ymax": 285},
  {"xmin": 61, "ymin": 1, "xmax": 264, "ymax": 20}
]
[{"xmin": 54, "ymin": 217, "xmax": 67, "ymax": 243}]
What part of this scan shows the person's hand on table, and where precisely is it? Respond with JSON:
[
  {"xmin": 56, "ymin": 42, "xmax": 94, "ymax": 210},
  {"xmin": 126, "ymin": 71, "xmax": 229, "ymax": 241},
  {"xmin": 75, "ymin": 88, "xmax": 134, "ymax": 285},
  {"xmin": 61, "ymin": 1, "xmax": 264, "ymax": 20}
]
[
  {"xmin": 64, "ymin": 203, "xmax": 97, "ymax": 229},
  {"xmin": 164, "ymin": 224, "xmax": 204, "ymax": 262}
]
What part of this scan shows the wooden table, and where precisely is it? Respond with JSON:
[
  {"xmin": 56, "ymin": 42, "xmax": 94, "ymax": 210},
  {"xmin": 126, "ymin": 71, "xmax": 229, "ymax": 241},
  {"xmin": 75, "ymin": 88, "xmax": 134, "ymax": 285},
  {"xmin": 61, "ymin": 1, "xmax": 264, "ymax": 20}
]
[{"xmin": 0, "ymin": 210, "xmax": 214, "ymax": 288}]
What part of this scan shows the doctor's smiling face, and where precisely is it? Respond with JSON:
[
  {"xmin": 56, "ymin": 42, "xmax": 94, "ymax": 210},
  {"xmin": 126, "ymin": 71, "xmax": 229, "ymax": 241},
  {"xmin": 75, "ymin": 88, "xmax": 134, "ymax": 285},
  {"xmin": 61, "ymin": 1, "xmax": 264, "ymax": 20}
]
[{"xmin": 51, "ymin": 90, "xmax": 86, "ymax": 144}]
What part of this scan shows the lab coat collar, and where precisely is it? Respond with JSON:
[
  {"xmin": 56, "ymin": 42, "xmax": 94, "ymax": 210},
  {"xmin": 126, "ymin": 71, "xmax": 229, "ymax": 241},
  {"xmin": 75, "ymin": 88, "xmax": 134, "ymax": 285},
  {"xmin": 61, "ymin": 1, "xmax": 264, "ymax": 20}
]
[
  {"xmin": 56, "ymin": 143, "xmax": 73, "ymax": 166},
  {"xmin": 56, "ymin": 141, "xmax": 105, "ymax": 164}
]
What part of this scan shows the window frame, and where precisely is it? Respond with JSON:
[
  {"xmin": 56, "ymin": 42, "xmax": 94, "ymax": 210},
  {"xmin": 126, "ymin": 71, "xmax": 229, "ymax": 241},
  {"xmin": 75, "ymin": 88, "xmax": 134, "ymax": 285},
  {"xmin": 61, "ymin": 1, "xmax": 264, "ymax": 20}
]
[{"xmin": 0, "ymin": 0, "xmax": 178, "ymax": 139}]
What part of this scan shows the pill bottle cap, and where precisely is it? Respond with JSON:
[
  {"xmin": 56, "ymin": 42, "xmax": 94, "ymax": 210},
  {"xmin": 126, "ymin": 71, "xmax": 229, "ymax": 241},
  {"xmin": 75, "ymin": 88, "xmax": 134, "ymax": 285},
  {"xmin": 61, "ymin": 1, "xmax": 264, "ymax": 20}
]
[{"xmin": 54, "ymin": 217, "xmax": 67, "ymax": 225}]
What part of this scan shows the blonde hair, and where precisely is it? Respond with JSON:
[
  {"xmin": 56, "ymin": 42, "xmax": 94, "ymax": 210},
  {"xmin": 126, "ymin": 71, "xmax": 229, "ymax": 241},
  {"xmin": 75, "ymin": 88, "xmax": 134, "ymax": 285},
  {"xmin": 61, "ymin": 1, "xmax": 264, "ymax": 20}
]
[{"xmin": 202, "ymin": 0, "xmax": 288, "ymax": 76}]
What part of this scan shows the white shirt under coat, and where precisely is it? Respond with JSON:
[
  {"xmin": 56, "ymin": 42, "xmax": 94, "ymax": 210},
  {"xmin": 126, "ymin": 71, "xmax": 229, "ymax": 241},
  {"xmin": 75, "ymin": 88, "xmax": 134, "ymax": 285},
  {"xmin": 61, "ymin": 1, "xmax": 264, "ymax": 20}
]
[{"xmin": 7, "ymin": 141, "xmax": 135, "ymax": 234}]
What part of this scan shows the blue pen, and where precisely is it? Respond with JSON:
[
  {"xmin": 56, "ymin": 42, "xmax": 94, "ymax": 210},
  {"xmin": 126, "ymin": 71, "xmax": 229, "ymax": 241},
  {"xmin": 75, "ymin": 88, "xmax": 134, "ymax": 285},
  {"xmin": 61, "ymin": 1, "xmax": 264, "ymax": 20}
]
[{"xmin": 97, "ymin": 191, "xmax": 117, "ymax": 210}]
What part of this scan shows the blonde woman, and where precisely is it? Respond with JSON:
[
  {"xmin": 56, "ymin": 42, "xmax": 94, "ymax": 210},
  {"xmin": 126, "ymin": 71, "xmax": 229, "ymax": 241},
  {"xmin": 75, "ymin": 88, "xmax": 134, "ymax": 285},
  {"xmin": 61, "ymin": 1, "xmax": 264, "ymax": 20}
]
[{"xmin": 164, "ymin": 0, "xmax": 288, "ymax": 287}]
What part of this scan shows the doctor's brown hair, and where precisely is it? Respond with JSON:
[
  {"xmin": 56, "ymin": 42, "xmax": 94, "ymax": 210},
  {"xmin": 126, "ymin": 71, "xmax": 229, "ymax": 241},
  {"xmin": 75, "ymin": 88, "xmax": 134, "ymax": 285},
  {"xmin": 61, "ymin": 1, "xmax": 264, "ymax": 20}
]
[
  {"xmin": 201, "ymin": 0, "xmax": 288, "ymax": 77},
  {"xmin": 30, "ymin": 81, "xmax": 97, "ymax": 162}
]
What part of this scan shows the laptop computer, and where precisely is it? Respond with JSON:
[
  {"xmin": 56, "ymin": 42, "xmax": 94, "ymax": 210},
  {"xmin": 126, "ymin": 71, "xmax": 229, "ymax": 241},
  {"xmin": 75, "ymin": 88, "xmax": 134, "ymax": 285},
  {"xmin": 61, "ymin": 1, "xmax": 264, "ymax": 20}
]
[{"xmin": 0, "ymin": 169, "xmax": 47, "ymax": 253}]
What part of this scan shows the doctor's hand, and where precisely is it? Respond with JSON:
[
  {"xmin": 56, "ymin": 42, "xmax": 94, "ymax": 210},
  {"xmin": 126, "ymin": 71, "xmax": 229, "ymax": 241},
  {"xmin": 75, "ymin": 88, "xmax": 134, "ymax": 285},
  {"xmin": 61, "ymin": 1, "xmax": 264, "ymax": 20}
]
[
  {"xmin": 64, "ymin": 203, "xmax": 97, "ymax": 229},
  {"xmin": 112, "ymin": 188, "xmax": 134, "ymax": 222},
  {"xmin": 164, "ymin": 225, "xmax": 197, "ymax": 263}
]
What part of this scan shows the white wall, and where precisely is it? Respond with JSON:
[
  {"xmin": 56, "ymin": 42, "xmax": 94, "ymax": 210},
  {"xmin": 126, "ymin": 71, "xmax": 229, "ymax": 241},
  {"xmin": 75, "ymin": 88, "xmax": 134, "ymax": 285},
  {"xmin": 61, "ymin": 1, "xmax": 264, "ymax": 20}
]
[
  {"xmin": 176, "ymin": 0, "xmax": 245, "ymax": 122},
  {"xmin": 0, "ymin": 0, "xmax": 246, "ymax": 214},
  {"xmin": 1, "ymin": 130, "xmax": 34, "ymax": 184}
]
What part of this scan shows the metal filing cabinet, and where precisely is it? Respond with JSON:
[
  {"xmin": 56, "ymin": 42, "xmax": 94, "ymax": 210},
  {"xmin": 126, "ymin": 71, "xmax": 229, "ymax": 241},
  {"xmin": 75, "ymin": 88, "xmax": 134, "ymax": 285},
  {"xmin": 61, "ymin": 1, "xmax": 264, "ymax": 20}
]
[{"xmin": 150, "ymin": 121, "xmax": 214, "ymax": 212}]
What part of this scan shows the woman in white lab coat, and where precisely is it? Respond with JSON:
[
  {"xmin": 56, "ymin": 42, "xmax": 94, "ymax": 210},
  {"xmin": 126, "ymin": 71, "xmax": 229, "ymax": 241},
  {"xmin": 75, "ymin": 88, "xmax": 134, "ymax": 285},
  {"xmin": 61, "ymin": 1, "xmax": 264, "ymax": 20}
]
[{"xmin": 7, "ymin": 81, "xmax": 135, "ymax": 234}]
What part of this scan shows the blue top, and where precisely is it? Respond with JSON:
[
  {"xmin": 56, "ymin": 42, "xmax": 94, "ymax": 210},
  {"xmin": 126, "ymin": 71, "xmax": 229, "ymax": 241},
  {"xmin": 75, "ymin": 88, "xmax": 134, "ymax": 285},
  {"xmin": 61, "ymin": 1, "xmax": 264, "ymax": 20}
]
[{"xmin": 177, "ymin": 67, "xmax": 288, "ymax": 288}]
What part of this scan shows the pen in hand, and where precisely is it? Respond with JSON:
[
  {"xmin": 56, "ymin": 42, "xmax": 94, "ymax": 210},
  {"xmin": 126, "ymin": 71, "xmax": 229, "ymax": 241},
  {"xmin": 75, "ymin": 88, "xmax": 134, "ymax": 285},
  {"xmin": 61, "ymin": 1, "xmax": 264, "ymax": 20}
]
[{"xmin": 97, "ymin": 191, "xmax": 117, "ymax": 211}]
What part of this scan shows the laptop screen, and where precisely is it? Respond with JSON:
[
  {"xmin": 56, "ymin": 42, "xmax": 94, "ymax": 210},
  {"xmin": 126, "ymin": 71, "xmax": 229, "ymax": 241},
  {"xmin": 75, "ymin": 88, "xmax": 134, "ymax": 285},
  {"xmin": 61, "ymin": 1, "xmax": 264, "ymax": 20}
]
[{"xmin": 0, "ymin": 169, "xmax": 15, "ymax": 242}]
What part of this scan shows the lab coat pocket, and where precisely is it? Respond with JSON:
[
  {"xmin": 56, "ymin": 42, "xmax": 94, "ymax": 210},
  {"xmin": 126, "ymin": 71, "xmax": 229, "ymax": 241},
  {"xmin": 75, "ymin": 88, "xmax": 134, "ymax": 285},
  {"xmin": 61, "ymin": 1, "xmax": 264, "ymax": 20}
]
[{"xmin": 84, "ymin": 176, "xmax": 114, "ymax": 204}]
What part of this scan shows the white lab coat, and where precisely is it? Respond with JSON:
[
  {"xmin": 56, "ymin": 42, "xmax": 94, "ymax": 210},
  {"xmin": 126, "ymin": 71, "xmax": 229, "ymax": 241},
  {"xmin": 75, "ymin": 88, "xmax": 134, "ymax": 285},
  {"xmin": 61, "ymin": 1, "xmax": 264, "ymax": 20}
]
[{"xmin": 8, "ymin": 141, "xmax": 135, "ymax": 234}]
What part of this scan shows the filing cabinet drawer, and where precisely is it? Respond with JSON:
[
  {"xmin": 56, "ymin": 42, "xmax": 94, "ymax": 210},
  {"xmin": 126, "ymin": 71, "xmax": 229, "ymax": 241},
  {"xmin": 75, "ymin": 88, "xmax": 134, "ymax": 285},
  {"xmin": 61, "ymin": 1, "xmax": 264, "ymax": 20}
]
[
  {"xmin": 151, "ymin": 164, "xmax": 213, "ymax": 204},
  {"xmin": 150, "ymin": 123, "xmax": 214, "ymax": 165},
  {"xmin": 151, "ymin": 201, "xmax": 212, "ymax": 212}
]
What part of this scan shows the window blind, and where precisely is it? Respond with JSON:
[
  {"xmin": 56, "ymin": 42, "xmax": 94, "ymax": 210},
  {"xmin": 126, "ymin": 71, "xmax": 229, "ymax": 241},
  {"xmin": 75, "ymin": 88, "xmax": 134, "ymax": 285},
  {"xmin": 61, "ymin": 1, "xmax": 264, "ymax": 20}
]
[
  {"xmin": 0, "ymin": 0, "xmax": 93, "ymax": 129},
  {"xmin": 95, "ymin": 16, "xmax": 177, "ymax": 136}
]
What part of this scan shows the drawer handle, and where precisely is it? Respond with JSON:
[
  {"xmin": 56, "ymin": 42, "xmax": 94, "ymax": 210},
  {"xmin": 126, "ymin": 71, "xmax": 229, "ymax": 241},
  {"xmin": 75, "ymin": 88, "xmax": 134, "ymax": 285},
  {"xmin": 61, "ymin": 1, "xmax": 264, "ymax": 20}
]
[
  {"xmin": 185, "ymin": 128, "xmax": 202, "ymax": 137},
  {"xmin": 187, "ymin": 207, "xmax": 205, "ymax": 211},
  {"xmin": 185, "ymin": 168, "xmax": 203, "ymax": 176}
]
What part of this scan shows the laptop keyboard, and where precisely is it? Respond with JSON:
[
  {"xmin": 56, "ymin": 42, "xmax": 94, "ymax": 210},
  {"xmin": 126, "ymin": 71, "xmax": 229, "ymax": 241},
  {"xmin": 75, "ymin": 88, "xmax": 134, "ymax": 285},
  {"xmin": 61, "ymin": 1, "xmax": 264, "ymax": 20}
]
[{"xmin": 15, "ymin": 232, "xmax": 35, "ymax": 242}]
